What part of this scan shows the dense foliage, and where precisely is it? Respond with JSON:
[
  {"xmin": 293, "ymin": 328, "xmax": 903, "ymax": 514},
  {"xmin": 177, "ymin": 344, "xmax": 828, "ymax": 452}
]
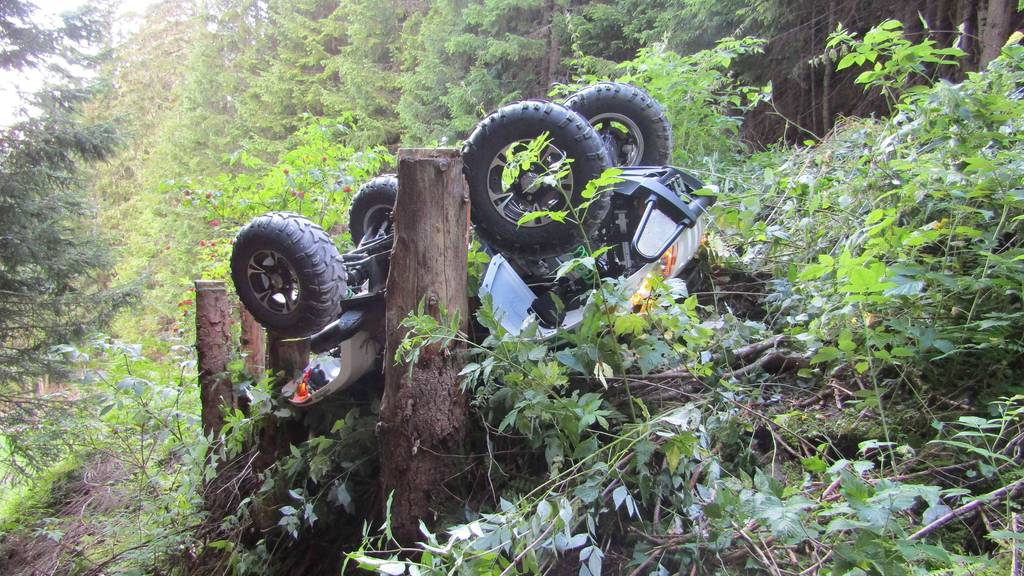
[
  {"xmin": 0, "ymin": 0, "xmax": 133, "ymax": 474},
  {"xmin": 0, "ymin": 1, "xmax": 1022, "ymax": 575}
]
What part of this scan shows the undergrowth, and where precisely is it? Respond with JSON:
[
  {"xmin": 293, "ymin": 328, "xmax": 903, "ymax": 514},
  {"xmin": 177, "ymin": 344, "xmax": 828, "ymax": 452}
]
[
  {"xmin": 2, "ymin": 21, "xmax": 1022, "ymax": 576},
  {"xmin": 339, "ymin": 23, "xmax": 1024, "ymax": 576}
]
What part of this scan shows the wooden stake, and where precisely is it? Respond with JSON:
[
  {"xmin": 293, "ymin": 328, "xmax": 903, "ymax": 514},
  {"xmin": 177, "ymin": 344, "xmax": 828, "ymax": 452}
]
[
  {"xmin": 239, "ymin": 304, "xmax": 265, "ymax": 379},
  {"xmin": 254, "ymin": 333, "xmax": 309, "ymax": 471},
  {"xmin": 195, "ymin": 280, "xmax": 234, "ymax": 437},
  {"xmin": 378, "ymin": 148, "xmax": 469, "ymax": 543}
]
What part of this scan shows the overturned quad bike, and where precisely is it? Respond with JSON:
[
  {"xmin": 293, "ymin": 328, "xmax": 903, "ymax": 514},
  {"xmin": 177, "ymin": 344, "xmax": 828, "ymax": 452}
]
[{"xmin": 229, "ymin": 83, "xmax": 715, "ymax": 405}]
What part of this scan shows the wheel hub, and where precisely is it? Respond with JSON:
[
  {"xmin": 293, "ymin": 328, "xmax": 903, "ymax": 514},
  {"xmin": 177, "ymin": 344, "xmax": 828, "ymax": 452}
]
[
  {"xmin": 590, "ymin": 112, "xmax": 645, "ymax": 166},
  {"xmin": 487, "ymin": 140, "xmax": 574, "ymax": 227},
  {"xmin": 247, "ymin": 250, "xmax": 300, "ymax": 314}
]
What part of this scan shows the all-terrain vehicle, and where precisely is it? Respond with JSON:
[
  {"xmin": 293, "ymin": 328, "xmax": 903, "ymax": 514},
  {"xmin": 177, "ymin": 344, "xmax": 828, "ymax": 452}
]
[{"xmin": 229, "ymin": 83, "xmax": 715, "ymax": 405}]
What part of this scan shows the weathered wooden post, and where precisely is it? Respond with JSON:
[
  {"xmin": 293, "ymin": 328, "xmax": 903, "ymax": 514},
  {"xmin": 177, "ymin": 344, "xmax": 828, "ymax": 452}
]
[
  {"xmin": 239, "ymin": 306, "xmax": 265, "ymax": 379},
  {"xmin": 378, "ymin": 148, "xmax": 469, "ymax": 543},
  {"xmin": 195, "ymin": 280, "xmax": 235, "ymax": 437},
  {"xmin": 254, "ymin": 334, "xmax": 309, "ymax": 471}
]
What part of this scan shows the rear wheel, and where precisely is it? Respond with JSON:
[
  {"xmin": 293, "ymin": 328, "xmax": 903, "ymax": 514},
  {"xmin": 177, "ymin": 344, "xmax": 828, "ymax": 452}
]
[
  {"xmin": 565, "ymin": 82, "xmax": 673, "ymax": 166},
  {"xmin": 462, "ymin": 100, "xmax": 612, "ymax": 258},
  {"xmin": 230, "ymin": 212, "xmax": 347, "ymax": 337},
  {"xmin": 349, "ymin": 175, "xmax": 398, "ymax": 244}
]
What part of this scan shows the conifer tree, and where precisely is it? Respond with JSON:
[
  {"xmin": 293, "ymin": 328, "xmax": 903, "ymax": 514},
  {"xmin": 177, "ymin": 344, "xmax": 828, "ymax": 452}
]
[{"xmin": 0, "ymin": 0, "xmax": 130, "ymax": 471}]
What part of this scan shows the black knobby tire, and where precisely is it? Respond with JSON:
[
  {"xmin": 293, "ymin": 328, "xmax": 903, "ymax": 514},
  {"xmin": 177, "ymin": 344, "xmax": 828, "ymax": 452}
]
[
  {"xmin": 349, "ymin": 175, "xmax": 398, "ymax": 244},
  {"xmin": 565, "ymin": 82, "xmax": 673, "ymax": 166},
  {"xmin": 462, "ymin": 100, "xmax": 612, "ymax": 258},
  {"xmin": 230, "ymin": 212, "xmax": 347, "ymax": 338}
]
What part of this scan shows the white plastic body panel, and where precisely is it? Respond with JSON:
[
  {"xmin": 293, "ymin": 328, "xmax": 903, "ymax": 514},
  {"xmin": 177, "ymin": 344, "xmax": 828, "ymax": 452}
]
[
  {"xmin": 480, "ymin": 215, "xmax": 706, "ymax": 337},
  {"xmin": 289, "ymin": 330, "xmax": 380, "ymax": 405}
]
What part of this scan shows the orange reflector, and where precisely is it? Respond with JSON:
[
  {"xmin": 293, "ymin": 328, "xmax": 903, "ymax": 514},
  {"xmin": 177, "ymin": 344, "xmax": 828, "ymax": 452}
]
[
  {"xmin": 291, "ymin": 368, "xmax": 312, "ymax": 403},
  {"xmin": 630, "ymin": 275, "xmax": 654, "ymax": 308},
  {"xmin": 660, "ymin": 245, "xmax": 678, "ymax": 278}
]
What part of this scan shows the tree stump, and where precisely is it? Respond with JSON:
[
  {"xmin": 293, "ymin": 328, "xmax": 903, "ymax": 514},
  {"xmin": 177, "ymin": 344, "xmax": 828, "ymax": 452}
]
[
  {"xmin": 378, "ymin": 148, "xmax": 469, "ymax": 544},
  {"xmin": 195, "ymin": 280, "xmax": 234, "ymax": 437}
]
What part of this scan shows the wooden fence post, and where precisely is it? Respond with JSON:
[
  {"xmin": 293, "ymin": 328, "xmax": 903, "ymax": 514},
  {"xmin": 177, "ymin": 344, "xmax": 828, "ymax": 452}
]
[
  {"xmin": 254, "ymin": 333, "xmax": 309, "ymax": 471},
  {"xmin": 195, "ymin": 280, "xmax": 234, "ymax": 437},
  {"xmin": 239, "ymin": 305, "xmax": 265, "ymax": 379},
  {"xmin": 378, "ymin": 148, "xmax": 469, "ymax": 543}
]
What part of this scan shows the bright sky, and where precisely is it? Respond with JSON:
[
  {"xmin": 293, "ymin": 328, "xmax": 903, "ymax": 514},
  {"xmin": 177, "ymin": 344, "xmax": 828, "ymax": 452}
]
[{"xmin": 0, "ymin": 0, "xmax": 156, "ymax": 126}]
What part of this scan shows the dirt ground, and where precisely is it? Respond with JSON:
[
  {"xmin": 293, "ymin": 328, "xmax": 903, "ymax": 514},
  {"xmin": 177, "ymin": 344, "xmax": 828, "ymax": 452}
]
[{"xmin": 0, "ymin": 456, "xmax": 127, "ymax": 576}]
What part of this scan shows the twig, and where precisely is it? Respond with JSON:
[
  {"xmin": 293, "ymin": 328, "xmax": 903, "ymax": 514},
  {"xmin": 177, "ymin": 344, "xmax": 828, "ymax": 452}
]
[
  {"xmin": 734, "ymin": 523, "xmax": 782, "ymax": 576},
  {"xmin": 909, "ymin": 477, "xmax": 1024, "ymax": 541},
  {"xmin": 798, "ymin": 550, "xmax": 833, "ymax": 576},
  {"xmin": 499, "ymin": 521, "xmax": 557, "ymax": 576},
  {"xmin": 888, "ymin": 462, "xmax": 968, "ymax": 483},
  {"xmin": 1001, "ymin": 432, "xmax": 1024, "ymax": 458},
  {"xmin": 795, "ymin": 387, "xmax": 832, "ymax": 408},
  {"xmin": 1013, "ymin": 513, "xmax": 1022, "ymax": 576},
  {"xmin": 819, "ymin": 477, "xmax": 842, "ymax": 502},
  {"xmin": 626, "ymin": 548, "xmax": 663, "ymax": 576}
]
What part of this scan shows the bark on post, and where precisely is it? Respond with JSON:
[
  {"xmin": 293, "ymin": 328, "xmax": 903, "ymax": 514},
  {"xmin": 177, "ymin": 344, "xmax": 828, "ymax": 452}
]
[
  {"xmin": 379, "ymin": 148, "xmax": 469, "ymax": 544},
  {"xmin": 239, "ymin": 305, "xmax": 265, "ymax": 379},
  {"xmin": 195, "ymin": 280, "xmax": 234, "ymax": 437},
  {"xmin": 254, "ymin": 333, "xmax": 309, "ymax": 471}
]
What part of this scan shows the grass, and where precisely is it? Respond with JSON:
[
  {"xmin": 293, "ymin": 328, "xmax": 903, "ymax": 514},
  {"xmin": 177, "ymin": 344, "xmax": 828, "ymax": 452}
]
[{"xmin": 0, "ymin": 455, "xmax": 82, "ymax": 534}]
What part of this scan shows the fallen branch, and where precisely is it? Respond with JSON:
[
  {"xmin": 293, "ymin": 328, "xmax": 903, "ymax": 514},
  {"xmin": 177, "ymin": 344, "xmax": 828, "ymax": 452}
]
[
  {"xmin": 909, "ymin": 477, "xmax": 1024, "ymax": 541},
  {"xmin": 723, "ymin": 351, "xmax": 809, "ymax": 379},
  {"xmin": 729, "ymin": 335, "xmax": 789, "ymax": 365}
]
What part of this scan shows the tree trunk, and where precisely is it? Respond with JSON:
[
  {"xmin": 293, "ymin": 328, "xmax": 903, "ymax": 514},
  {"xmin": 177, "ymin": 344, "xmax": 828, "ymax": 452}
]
[
  {"xmin": 195, "ymin": 280, "xmax": 234, "ymax": 437},
  {"xmin": 822, "ymin": 0, "xmax": 836, "ymax": 134},
  {"xmin": 541, "ymin": 0, "xmax": 562, "ymax": 92},
  {"xmin": 961, "ymin": 0, "xmax": 981, "ymax": 70},
  {"xmin": 254, "ymin": 334, "xmax": 309, "ymax": 471},
  {"xmin": 378, "ymin": 148, "xmax": 469, "ymax": 544},
  {"xmin": 931, "ymin": 0, "xmax": 955, "ymax": 49},
  {"xmin": 980, "ymin": 0, "xmax": 1014, "ymax": 67}
]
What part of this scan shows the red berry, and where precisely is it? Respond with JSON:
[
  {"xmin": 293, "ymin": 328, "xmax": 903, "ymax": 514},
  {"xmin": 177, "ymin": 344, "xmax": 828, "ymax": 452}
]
[
  {"xmin": 210, "ymin": 219, "xmax": 220, "ymax": 227},
  {"xmin": 198, "ymin": 240, "xmax": 206, "ymax": 247},
  {"xmin": 343, "ymin": 185, "xmax": 352, "ymax": 193},
  {"xmin": 283, "ymin": 168, "xmax": 290, "ymax": 175}
]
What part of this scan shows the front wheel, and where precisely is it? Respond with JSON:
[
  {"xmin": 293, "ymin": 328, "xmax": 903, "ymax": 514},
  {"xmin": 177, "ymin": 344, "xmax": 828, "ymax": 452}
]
[
  {"xmin": 230, "ymin": 212, "xmax": 347, "ymax": 337},
  {"xmin": 462, "ymin": 100, "xmax": 612, "ymax": 258}
]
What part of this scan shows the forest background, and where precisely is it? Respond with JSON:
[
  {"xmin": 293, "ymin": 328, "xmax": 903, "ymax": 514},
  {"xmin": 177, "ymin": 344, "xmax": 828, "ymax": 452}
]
[{"xmin": 1, "ymin": 0, "xmax": 1023, "ymax": 575}]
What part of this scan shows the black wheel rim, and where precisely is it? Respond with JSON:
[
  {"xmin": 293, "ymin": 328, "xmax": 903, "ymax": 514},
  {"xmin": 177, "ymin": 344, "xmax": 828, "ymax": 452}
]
[
  {"xmin": 589, "ymin": 112, "xmax": 644, "ymax": 166},
  {"xmin": 486, "ymin": 140, "xmax": 575, "ymax": 227},
  {"xmin": 247, "ymin": 250, "xmax": 300, "ymax": 314},
  {"xmin": 360, "ymin": 205, "xmax": 392, "ymax": 243}
]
